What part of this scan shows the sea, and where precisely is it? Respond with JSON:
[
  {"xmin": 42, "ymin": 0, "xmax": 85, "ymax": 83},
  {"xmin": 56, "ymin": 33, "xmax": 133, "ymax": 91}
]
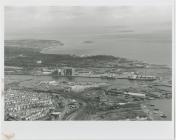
[
  {"xmin": 149, "ymin": 99, "xmax": 172, "ymax": 120},
  {"xmin": 41, "ymin": 38, "xmax": 172, "ymax": 67}
]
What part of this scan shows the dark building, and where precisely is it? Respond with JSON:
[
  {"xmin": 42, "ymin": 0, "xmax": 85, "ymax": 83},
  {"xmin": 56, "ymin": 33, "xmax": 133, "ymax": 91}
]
[{"xmin": 64, "ymin": 68, "xmax": 73, "ymax": 76}]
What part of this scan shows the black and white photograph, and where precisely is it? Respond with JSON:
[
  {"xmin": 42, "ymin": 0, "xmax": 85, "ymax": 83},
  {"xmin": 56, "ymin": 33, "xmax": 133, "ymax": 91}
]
[{"xmin": 4, "ymin": 5, "xmax": 172, "ymax": 121}]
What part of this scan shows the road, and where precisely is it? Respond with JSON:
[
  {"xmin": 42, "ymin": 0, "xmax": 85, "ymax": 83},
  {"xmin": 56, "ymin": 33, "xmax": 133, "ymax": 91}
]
[{"xmin": 49, "ymin": 90, "xmax": 97, "ymax": 120}]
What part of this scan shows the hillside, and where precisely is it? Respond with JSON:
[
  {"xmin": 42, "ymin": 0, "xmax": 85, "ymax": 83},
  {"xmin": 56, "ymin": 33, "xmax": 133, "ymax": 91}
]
[{"xmin": 4, "ymin": 40, "xmax": 151, "ymax": 68}]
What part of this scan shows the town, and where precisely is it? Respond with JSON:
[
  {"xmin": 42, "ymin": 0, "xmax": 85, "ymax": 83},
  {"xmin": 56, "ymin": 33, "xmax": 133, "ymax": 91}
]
[{"xmin": 5, "ymin": 66, "xmax": 171, "ymax": 121}]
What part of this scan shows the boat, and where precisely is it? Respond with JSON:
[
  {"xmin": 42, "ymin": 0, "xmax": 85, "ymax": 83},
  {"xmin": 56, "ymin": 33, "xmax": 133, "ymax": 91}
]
[
  {"xmin": 153, "ymin": 111, "xmax": 159, "ymax": 114},
  {"xmin": 83, "ymin": 40, "xmax": 93, "ymax": 44},
  {"xmin": 100, "ymin": 74, "xmax": 116, "ymax": 80},
  {"xmin": 128, "ymin": 74, "xmax": 157, "ymax": 81},
  {"xmin": 160, "ymin": 114, "xmax": 167, "ymax": 118},
  {"xmin": 101, "ymin": 76, "xmax": 116, "ymax": 80}
]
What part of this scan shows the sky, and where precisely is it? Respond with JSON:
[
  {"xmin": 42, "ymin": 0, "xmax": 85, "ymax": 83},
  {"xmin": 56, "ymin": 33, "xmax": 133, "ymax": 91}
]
[
  {"xmin": 4, "ymin": 6, "xmax": 172, "ymax": 66},
  {"xmin": 5, "ymin": 6, "xmax": 171, "ymax": 39}
]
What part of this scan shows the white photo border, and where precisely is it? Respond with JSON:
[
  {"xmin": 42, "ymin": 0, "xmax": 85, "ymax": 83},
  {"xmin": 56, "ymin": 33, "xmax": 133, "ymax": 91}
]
[{"xmin": 0, "ymin": 0, "xmax": 175, "ymax": 140}]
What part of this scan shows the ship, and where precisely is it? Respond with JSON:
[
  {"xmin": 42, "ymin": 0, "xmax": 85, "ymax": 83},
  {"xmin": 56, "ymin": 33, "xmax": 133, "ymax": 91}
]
[
  {"xmin": 100, "ymin": 76, "xmax": 116, "ymax": 80},
  {"xmin": 83, "ymin": 40, "xmax": 93, "ymax": 44},
  {"xmin": 128, "ymin": 74, "xmax": 157, "ymax": 81},
  {"xmin": 100, "ymin": 74, "xmax": 116, "ymax": 80},
  {"xmin": 160, "ymin": 113, "xmax": 167, "ymax": 118}
]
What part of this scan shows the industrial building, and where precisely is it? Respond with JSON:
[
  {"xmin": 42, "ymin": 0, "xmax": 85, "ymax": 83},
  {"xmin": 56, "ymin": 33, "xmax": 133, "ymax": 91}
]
[{"xmin": 53, "ymin": 67, "xmax": 74, "ymax": 76}]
